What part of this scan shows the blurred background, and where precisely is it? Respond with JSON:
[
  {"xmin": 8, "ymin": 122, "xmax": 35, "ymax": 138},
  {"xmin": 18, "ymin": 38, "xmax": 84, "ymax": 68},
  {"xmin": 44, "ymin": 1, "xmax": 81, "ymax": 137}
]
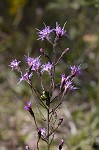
[{"xmin": 0, "ymin": 0, "xmax": 99, "ymax": 150}]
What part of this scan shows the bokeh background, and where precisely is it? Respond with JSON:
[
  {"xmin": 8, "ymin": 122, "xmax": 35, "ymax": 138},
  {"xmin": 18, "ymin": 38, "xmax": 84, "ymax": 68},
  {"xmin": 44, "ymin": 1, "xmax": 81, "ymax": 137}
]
[{"xmin": 0, "ymin": 0, "xmax": 99, "ymax": 150}]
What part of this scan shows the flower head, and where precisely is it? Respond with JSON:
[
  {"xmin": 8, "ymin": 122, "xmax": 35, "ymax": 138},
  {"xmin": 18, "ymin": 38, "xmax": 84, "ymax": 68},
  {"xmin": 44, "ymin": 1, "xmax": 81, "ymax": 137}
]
[
  {"xmin": 37, "ymin": 23, "xmax": 53, "ymax": 41},
  {"xmin": 25, "ymin": 56, "xmax": 34, "ymax": 67},
  {"xmin": 54, "ymin": 22, "xmax": 67, "ymax": 38},
  {"xmin": 41, "ymin": 62, "xmax": 52, "ymax": 75},
  {"xmin": 59, "ymin": 139, "xmax": 64, "ymax": 150},
  {"xmin": 25, "ymin": 56, "xmax": 41, "ymax": 72},
  {"xmin": 64, "ymin": 80, "xmax": 77, "ymax": 93},
  {"xmin": 31, "ymin": 56, "xmax": 41, "ymax": 72},
  {"xmin": 25, "ymin": 145, "xmax": 30, "ymax": 150},
  {"xmin": 24, "ymin": 101, "xmax": 31, "ymax": 111},
  {"xmin": 70, "ymin": 65, "xmax": 81, "ymax": 76},
  {"xmin": 40, "ymin": 48, "xmax": 44, "ymax": 54},
  {"xmin": 19, "ymin": 72, "xmax": 33, "ymax": 84},
  {"xmin": 9, "ymin": 59, "xmax": 21, "ymax": 71},
  {"xmin": 38, "ymin": 128, "xmax": 46, "ymax": 138},
  {"xmin": 60, "ymin": 74, "xmax": 71, "ymax": 89}
]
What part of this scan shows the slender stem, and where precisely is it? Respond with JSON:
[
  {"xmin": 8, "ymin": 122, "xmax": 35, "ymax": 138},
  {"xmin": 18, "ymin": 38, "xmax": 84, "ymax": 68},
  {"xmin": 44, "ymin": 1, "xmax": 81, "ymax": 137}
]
[
  {"xmin": 50, "ymin": 91, "xmax": 61, "ymax": 103},
  {"xmin": 52, "ymin": 45, "xmax": 56, "ymax": 91},
  {"xmin": 50, "ymin": 45, "xmax": 56, "ymax": 93},
  {"xmin": 30, "ymin": 84, "xmax": 38, "ymax": 130},
  {"xmin": 37, "ymin": 138, "xmax": 40, "ymax": 150},
  {"xmin": 54, "ymin": 48, "xmax": 69, "ymax": 66},
  {"xmin": 29, "ymin": 81, "xmax": 47, "ymax": 109},
  {"xmin": 37, "ymin": 105, "xmax": 46, "ymax": 121},
  {"xmin": 31, "ymin": 111, "xmax": 38, "ymax": 130},
  {"xmin": 44, "ymin": 53, "xmax": 52, "ymax": 64},
  {"xmin": 47, "ymin": 108, "xmax": 50, "ymax": 150},
  {"xmin": 47, "ymin": 124, "xmax": 59, "ymax": 138},
  {"xmin": 39, "ymin": 72, "xmax": 44, "ymax": 91},
  {"xmin": 50, "ymin": 93, "xmax": 64, "ymax": 114},
  {"xmin": 49, "ymin": 134, "xmax": 54, "ymax": 149}
]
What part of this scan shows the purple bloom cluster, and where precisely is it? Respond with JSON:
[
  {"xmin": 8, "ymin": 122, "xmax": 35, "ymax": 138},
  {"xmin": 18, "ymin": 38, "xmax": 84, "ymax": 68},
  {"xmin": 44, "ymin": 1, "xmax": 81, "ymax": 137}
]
[
  {"xmin": 25, "ymin": 56, "xmax": 41, "ymax": 72},
  {"xmin": 19, "ymin": 72, "xmax": 33, "ymax": 84},
  {"xmin": 9, "ymin": 59, "xmax": 21, "ymax": 71},
  {"xmin": 9, "ymin": 55, "xmax": 53, "ymax": 85},
  {"xmin": 60, "ymin": 65, "xmax": 81, "ymax": 93},
  {"xmin": 64, "ymin": 80, "xmax": 77, "ymax": 93},
  {"xmin": 37, "ymin": 23, "xmax": 53, "ymax": 41},
  {"xmin": 38, "ymin": 128, "xmax": 46, "ymax": 138},
  {"xmin": 9, "ymin": 22, "xmax": 82, "ymax": 150},
  {"xmin": 41, "ymin": 62, "xmax": 52, "ymax": 75},
  {"xmin": 37, "ymin": 22, "xmax": 67, "ymax": 42},
  {"xmin": 60, "ymin": 74, "xmax": 70, "ymax": 89},
  {"xmin": 54, "ymin": 22, "xmax": 67, "ymax": 37},
  {"xmin": 70, "ymin": 65, "xmax": 81, "ymax": 76},
  {"xmin": 60, "ymin": 75, "xmax": 77, "ymax": 94}
]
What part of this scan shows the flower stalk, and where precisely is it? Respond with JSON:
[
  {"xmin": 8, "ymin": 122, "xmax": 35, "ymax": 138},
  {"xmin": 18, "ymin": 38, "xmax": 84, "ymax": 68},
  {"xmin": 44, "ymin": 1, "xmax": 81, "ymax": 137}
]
[{"xmin": 9, "ymin": 22, "xmax": 82, "ymax": 150}]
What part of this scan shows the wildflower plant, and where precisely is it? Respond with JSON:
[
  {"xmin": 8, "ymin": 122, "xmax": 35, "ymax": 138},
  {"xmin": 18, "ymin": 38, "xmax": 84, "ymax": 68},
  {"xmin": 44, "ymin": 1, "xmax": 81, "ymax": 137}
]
[{"xmin": 9, "ymin": 22, "xmax": 81, "ymax": 150}]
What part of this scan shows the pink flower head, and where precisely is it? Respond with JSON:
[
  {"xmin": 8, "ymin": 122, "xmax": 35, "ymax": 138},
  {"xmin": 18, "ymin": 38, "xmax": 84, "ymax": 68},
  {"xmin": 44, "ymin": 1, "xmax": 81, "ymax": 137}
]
[
  {"xmin": 25, "ymin": 145, "xmax": 30, "ymax": 150},
  {"xmin": 24, "ymin": 101, "xmax": 31, "ymax": 111},
  {"xmin": 19, "ymin": 72, "xmax": 33, "ymax": 84},
  {"xmin": 9, "ymin": 59, "xmax": 21, "ymax": 71},
  {"xmin": 60, "ymin": 74, "xmax": 71, "ymax": 89},
  {"xmin": 37, "ymin": 23, "xmax": 53, "ymax": 41},
  {"xmin": 25, "ymin": 56, "xmax": 41, "ymax": 72},
  {"xmin": 25, "ymin": 56, "xmax": 34, "ymax": 67},
  {"xmin": 70, "ymin": 65, "xmax": 81, "ymax": 76},
  {"xmin": 64, "ymin": 80, "xmax": 77, "ymax": 93},
  {"xmin": 54, "ymin": 22, "xmax": 67, "ymax": 38},
  {"xmin": 40, "ymin": 48, "xmax": 44, "ymax": 54},
  {"xmin": 31, "ymin": 56, "xmax": 41, "ymax": 72},
  {"xmin": 38, "ymin": 128, "xmax": 46, "ymax": 138},
  {"xmin": 41, "ymin": 62, "xmax": 52, "ymax": 75},
  {"xmin": 59, "ymin": 139, "xmax": 64, "ymax": 150}
]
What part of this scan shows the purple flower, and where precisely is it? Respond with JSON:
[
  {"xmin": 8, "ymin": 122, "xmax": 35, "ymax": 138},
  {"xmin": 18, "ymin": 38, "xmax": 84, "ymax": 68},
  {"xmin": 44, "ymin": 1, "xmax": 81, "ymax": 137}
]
[
  {"xmin": 24, "ymin": 101, "xmax": 35, "ymax": 117},
  {"xmin": 31, "ymin": 56, "xmax": 41, "ymax": 72},
  {"xmin": 70, "ymin": 65, "xmax": 81, "ymax": 76},
  {"xmin": 60, "ymin": 74, "xmax": 77, "ymax": 93},
  {"xmin": 36, "ymin": 23, "xmax": 53, "ymax": 41},
  {"xmin": 54, "ymin": 22, "xmax": 67, "ymax": 38},
  {"xmin": 24, "ymin": 101, "xmax": 31, "ymax": 111},
  {"xmin": 40, "ymin": 48, "xmax": 44, "ymax": 54},
  {"xmin": 38, "ymin": 128, "xmax": 46, "ymax": 138},
  {"xmin": 59, "ymin": 139, "xmax": 64, "ymax": 150},
  {"xmin": 25, "ymin": 56, "xmax": 34, "ymax": 67},
  {"xmin": 25, "ymin": 56, "xmax": 41, "ymax": 71},
  {"xmin": 60, "ymin": 74, "xmax": 71, "ymax": 89},
  {"xmin": 41, "ymin": 62, "xmax": 52, "ymax": 75},
  {"xmin": 19, "ymin": 72, "xmax": 33, "ymax": 84},
  {"xmin": 64, "ymin": 80, "xmax": 77, "ymax": 93},
  {"xmin": 25, "ymin": 145, "xmax": 30, "ymax": 150},
  {"xmin": 9, "ymin": 59, "xmax": 21, "ymax": 71}
]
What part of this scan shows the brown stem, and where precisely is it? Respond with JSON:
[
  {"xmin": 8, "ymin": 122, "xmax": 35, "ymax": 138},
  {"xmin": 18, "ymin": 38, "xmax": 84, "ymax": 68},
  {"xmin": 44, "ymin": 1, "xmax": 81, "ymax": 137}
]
[
  {"xmin": 37, "ymin": 138, "xmax": 40, "ymax": 150},
  {"xmin": 47, "ymin": 108, "xmax": 50, "ymax": 150}
]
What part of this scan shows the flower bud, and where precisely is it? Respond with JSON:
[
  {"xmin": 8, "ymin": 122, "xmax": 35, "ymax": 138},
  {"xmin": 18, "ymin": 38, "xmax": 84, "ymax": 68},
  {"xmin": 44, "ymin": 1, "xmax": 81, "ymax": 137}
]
[
  {"xmin": 26, "ymin": 145, "xmax": 30, "ymax": 150},
  {"xmin": 59, "ymin": 139, "xmax": 64, "ymax": 150}
]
